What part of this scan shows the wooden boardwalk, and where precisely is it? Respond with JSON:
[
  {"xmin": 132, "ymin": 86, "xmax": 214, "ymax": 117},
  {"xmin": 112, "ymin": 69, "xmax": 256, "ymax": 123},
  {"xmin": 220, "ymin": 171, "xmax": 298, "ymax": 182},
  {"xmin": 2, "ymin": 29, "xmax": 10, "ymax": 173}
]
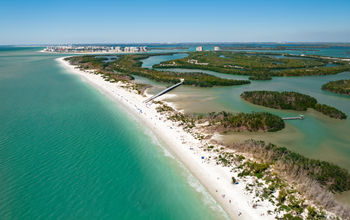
[
  {"xmin": 282, "ymin": 115, "xmax": 304, "ymax": 120},
  {"xmin": 144, "ymin": 79, "xmax": 184, "ymax": 103}
]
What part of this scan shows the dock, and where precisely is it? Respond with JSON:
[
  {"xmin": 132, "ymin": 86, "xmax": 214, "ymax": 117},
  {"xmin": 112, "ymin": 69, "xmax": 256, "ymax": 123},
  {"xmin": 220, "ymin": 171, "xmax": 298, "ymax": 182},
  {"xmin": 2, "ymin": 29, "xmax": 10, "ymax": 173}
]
[
  {"xmin": 282, "ymin": 115, "xmax": 304, "ymax": 120},
  {"xmin": 144, "ymin": 79, "xmax": 184, "ymax": 103}
]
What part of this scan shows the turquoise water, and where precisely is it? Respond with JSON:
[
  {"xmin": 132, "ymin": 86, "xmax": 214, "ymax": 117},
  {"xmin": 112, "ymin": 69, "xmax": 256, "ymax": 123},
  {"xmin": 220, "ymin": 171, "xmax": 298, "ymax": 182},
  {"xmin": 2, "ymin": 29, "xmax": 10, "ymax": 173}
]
[{"xmin": 0, "ymin": 47, "xmax": 227, "ymax": 220}]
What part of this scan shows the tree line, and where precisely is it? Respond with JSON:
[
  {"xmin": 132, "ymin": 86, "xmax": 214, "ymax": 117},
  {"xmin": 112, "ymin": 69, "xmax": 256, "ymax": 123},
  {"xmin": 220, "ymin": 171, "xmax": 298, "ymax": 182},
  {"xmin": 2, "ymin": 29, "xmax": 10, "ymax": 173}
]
[{"xmin": 241, "ymin": 91, "xmax": 347, "ymax": 119}]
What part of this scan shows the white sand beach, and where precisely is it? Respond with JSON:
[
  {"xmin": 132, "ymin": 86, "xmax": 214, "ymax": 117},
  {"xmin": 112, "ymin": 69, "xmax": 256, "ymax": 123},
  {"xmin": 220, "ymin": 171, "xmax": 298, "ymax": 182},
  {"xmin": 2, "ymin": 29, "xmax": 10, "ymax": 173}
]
[{"xmin": 57, "ymin": 57, "xmax": 277, "ymax": 220}]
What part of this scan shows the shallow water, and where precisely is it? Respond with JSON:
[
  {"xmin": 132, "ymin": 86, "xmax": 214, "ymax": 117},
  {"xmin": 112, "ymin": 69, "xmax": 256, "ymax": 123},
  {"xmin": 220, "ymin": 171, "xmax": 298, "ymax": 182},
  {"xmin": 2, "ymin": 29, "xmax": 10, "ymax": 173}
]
[
  {"xmin": 140, "ymin": 50, "xmax": 350, "ymax": 204},
  {"xmin": 141, "ymin": 53, "xmax": 350, "ymax": 171},
  {"xmin": 141, "ymin": 53, "xmax": 188, "ymax": 69}
]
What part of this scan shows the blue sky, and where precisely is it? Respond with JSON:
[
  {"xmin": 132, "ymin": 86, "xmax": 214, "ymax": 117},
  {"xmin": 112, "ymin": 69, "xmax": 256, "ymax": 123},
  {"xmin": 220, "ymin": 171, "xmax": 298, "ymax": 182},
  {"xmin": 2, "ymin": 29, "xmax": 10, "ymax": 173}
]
[{"xmin": 1, "ymin": 0, "xmax": 349, "ymax": 44}]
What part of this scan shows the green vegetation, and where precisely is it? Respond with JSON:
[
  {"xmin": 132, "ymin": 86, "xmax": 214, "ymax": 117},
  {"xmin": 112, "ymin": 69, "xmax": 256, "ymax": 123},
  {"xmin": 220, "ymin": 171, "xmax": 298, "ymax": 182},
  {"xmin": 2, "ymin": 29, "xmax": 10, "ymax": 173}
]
[
  {"xmin": 221, "ymin": 46, "xmax": 315, "ymax": 51},
  {"xmin": 112, "ymin": 54, "xmax": 250, "ymax": 87},
  {"xmin": 314, "ymin": 103, "xmax": 347, "ymax": 119},
  {"xmin": 220, "ymin": 44, "xmax": 336, "ymax": 51},
  {"xmin": 155, "ymin": 103, "xmax": 285, "ymax": 132},
  {"xmin": 322, "ymin": 79, "xmax": 350, "ymax": 96},
  {"xmin": 65, "ymin": 55, "xmax": 133, "ymax": 82},
  {"xmin": 129, "ymin": 83, "xmax": 150, "ymax": 95},
  {"xmin": 155, "ymin": 104, "xmax": 174, "ymax": 112},
  {"xmin": 233, "ymin": 140, "xmax": 350, "ymax": 193},
  {"xmin": 214, "ymin": 148, "xmax": 347, "ymax": 219},
  {"xmin": 206, "ymin": 111, "xmax": 285, "ymax": 132},
  {"xmin": 241, "ymin": 91, "xmax": 317, "ymax": 111},
  {"xmin": 241, "ymin": 91, "xmax": 347, "ymax": 119},
  {"xmin": 231, "ymin": 176, "xmax": 237, "ymax": 184},
  {"xmin": 153, "ymin": 101, "xmax": 349, "ymax": 218},
  {"xmin": 237, "ymin": 161, "xmax": 269, "ymax": 179},
  {"xmin": 66, "ymin": 54, "xmax": 350, "ymax": 218},
  {"xmin": 155, "ymin": 51, "xmax": 350, "ymax": 78},
  {"xmin": 66, "ymin": 54, "xmax": 250, "ymax": 88},
  {"xmin": 227, "ymin": 140, "xmax": 350, "ymax": 219}
]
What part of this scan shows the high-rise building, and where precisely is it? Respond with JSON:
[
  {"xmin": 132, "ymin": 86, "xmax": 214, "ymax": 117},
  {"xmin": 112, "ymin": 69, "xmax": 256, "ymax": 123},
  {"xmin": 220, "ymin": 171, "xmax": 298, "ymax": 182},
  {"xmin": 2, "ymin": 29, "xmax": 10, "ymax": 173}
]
[
  {"xmin": 214, "ymin": 46, "xmax": 220, "ymax": 51},
  {"xmin": 139, "ymin": 46, "xmax": 147, "ymax": 52},
  {"xmin": 128, "ymin": 47, "xmax": 138, "ymax": 53},
  {"xmin": 196, "ymin": 46, "xmax": 203, "ymax": 52},
  {"xmin": 115, "ymin": 47, "xmax": 122, "ymax": 52}
]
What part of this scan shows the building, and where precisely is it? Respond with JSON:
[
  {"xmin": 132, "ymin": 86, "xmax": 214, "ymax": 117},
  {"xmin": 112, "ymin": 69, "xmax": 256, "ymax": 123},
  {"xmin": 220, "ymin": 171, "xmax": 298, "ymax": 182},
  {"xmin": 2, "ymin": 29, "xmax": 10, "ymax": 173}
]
[
  {"xmin": 43, "ymin": 45, "xmax": 148, "ymax": 54},
  {"xmin": 129, "ymin": 47, "xmax": 138, "ymax": 53},
  {"xmin": 115, "ymin": 46, "xmax": 122, "ymax": 53},
  {"xmin": 196, "ymin": 46, "xmax": 203, "ymax": 52},
  {"xmin": 214, "ymin": 46, "xmax": 220, "ymax": 51},
  {"xmin": 139, "ymin": 46, "xmax": 147, "ymax": 52}
]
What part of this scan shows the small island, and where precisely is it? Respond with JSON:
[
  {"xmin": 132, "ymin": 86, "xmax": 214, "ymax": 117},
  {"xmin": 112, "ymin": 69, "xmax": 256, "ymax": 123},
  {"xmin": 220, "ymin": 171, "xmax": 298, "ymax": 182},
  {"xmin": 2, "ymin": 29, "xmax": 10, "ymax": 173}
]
[
  {"xmin": 240, "ymin": 91, "xmax": 347, "ymax": 119},
  {"xmin": 322, "ymin": 79, "xmax": 350, "ymax": 96}
]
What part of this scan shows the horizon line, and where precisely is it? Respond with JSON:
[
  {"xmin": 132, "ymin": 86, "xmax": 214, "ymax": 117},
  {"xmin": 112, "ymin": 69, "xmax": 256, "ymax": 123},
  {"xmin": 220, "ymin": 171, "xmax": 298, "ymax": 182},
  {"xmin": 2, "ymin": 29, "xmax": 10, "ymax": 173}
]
[{"xmin": 2, "ymin": 41, "xmax": 350, "ymax": 47}]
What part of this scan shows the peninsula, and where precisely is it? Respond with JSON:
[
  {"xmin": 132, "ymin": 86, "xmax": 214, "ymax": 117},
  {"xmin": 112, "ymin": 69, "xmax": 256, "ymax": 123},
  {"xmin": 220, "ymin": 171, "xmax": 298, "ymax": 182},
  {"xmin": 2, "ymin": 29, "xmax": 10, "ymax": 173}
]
[
  {"xmin": 322, "ymin": 79, "xmax": 350, "ymax": 96},
  {"xmin": 65, "ymin": 54, "xmax": 250, "ymax": 87},
  {"xmin": 58, "ymin": 55, "xmax": 350, "ymax": 220}
]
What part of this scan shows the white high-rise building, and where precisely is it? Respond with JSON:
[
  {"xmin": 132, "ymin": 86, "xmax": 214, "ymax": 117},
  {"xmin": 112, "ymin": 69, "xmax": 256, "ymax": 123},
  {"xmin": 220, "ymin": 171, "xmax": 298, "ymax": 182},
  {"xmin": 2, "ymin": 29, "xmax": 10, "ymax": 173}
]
[
  {"xmin": 115, "ymin": 47, "xmax": 122, "ymax": 52},
  {"xmin": 128, "ymin": 47, "xmax": 138, "ymax": 53},
  {"xmin": 196, "ymin": 46, "xmax": 203, "ymax": 52},
  {"xmin": 214, "ymin": 46, "xmax": 220, "ymax": 51},
  {"xmin": 139, "ymin": 46, "xmax": 147, "ymax": 52}
]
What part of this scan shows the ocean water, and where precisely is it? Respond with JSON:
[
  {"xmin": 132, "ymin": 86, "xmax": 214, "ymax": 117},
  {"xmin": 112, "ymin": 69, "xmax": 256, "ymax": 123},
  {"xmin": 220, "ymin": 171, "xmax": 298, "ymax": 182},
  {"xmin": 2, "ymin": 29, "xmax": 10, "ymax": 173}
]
[{"xmin": 0, "ymin": 47, "xmax": 227, "ymax": 220}]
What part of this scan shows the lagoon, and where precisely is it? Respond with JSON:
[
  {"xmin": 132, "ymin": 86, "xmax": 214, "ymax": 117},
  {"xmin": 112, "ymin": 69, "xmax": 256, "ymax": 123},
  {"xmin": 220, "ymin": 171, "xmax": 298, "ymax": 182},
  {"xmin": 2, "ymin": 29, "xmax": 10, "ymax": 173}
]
[{"xmin": 141, "ymin": 53, "xmax": 350, "ymax": 172}]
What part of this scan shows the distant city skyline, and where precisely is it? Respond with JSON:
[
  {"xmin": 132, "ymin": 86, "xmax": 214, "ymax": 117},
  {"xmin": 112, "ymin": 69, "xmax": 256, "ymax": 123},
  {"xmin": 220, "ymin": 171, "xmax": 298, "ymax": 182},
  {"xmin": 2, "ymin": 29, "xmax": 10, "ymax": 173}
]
[{"xmin": 1, "ymin": 0, "xmax": 350, "ymax": 45}]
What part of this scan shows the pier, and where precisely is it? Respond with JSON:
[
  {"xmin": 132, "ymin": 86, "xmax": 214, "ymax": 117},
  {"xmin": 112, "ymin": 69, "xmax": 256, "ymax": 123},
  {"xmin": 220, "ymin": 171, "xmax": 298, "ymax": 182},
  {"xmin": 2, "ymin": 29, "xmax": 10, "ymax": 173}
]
[
  {"xmin": 144, "ymin": 79, "xmax": 184, "ymax": 103},
  {"xmin": 282, "ymin": 115, "xmax": 304, "ymax": 120}
]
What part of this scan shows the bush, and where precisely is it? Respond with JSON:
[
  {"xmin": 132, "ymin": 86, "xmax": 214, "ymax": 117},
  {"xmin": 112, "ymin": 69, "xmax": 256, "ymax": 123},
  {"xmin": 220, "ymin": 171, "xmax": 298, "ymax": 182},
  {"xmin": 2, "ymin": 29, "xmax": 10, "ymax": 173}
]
[{"xmin": 232, "ymin": 176, "xmax": 237, "ymax": 184}]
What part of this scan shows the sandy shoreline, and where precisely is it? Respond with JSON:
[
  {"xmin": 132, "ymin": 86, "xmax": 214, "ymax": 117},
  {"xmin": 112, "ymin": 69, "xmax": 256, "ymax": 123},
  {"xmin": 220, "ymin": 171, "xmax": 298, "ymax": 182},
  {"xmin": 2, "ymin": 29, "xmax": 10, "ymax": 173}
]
[{"xmin": 56, "ymin": 57, "xmax": 276, "ymax": 220}]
